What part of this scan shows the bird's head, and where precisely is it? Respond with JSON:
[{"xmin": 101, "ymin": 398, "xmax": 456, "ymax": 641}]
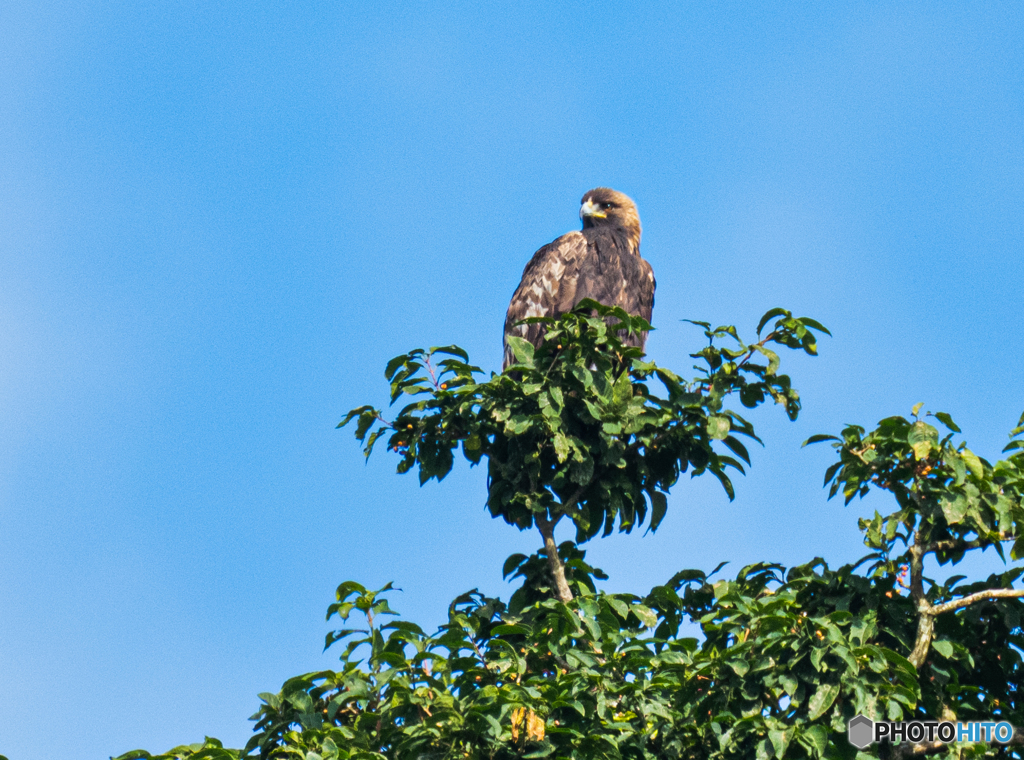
[{"xmin": 579, "ymin": 188, "xmax": 641, "ymax": 242}]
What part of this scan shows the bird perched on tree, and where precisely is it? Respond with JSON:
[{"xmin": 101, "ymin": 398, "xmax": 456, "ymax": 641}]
[{"xmin": 503, "ymin": 188, "xmax": 655, "ymax": 369}]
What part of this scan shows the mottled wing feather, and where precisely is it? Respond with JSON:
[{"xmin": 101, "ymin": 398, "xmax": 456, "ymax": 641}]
[
  {"xmin": 637, "ymin": 258, "xmax": 656, "ymax": 324},
  {"xmin": 503, "ymin": 232, "xmax": 589, "ymax": 368},
  {"xmin": 569, "ymin": 230, "xmax": 655, "ymax": 348},
  {"xmin": 503, "ymin": 227, "xmax": 656, "ymax": 368}
]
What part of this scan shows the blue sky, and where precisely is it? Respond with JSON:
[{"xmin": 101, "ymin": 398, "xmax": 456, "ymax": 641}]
[{"xmin": 1, "ymin": 3, "xmax": 1022, "ymax": 757}]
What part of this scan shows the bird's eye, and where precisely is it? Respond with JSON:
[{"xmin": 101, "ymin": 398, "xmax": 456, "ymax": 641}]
[{"xmin": 602, "ymin": 202, "xmax": 615, "ymax": 209}]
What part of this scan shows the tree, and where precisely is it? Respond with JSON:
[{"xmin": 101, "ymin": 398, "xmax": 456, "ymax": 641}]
[{"xmin": 116, "ymin": 303, "xmax": 1024, "ymax": 760}]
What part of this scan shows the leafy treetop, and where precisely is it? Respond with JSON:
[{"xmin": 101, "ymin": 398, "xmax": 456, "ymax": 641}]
[
  {"xmin": 341, "ymin": 301, "xmax": 828, "ymax": 601},
  {"xmin": 114, "ymin": 304, "xmax": 1024, "ymax": 760}
]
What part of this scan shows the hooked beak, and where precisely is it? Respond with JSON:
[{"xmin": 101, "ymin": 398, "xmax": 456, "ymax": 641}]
[{"xmin": 580, "ymin": 199, "xmax": 606, "ymax": 220}]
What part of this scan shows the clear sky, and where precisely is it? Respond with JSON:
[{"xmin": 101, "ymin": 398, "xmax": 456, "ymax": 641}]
[{"xmin": 1, "ymin": 3, "xmax": 1022, "ymax": 758}]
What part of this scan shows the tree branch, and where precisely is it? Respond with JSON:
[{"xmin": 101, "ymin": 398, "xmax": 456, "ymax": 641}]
[
  {"xmin": 535, "ymin": 514, "xmax": 572, "ymax": 603},
  {"xmin": 907, "ymin": 538, "xmax": 933, "ymax": 670},
  {"xmin": 533, "ymin": 486, "xmax": 588, "ymax": 604},
  {"xmin": 907, "ymin": 609, "xmax": 934, "ymax": 670},
  {"xmin": 558, "ymin": 485, "xmax": 588, "ymax": 518},
  {"xmin": 892, "ymin": 727, "xmax": 1024, "ymax": 758},
  {"xmin": 929, "ymin": 588, "xmax": 1024, "ymax": 616},
  {"xmin": 891, "ymin": 739, "xmax": 946, "ymax": 758},
  {"xmin": 927, "ymin": 537, "xmax": 984, "ymax": 554},
  {"xmin": 908, "ymin": 526, "xmax": 1022, "ymax": 668},
  {"xmin": 927, "ymin": 531, "xmax": 1014, "ymax": 556}
]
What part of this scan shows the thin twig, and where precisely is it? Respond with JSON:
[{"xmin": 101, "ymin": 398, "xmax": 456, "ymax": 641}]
[
  {"xmin": 559, "ymin": 485, "xmax": 588, "ymax": 516},
  {"xmin": 735, "ymin": 331, "xmax": 778, "ymax": 371},
  {"xmin": 542, "ymin": 347, "xmax": 563, "ymax": 381},
  {"xmin": 424, "ymin": 354, "xmax": 440, "ymax": 389}
]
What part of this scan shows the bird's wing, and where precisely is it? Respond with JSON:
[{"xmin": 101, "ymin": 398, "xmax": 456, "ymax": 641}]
[
  {"xmin": 636, "ymin": 257, "xmax": 656, "ymax": 324},
  {"xmin": 503, "ymin": 231, "xmax": 589, "ymax": 367},
  {"xmin": 609, "ymin": 256, "xmax": 655, "ymax": 347},
  {"xmin": 568, "ymin": 232, "xmax": 655, "ymax": 348}
]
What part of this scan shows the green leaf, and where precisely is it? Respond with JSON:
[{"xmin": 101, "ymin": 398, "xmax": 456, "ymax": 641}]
[
  {"xmin": 501, "ymin": 554, "xmax": 526, "ymax": 579},
  {"xmin": 718, "ymin": 436, "xmax": 750, "ymax": 467},
  {"xmin": 522, "ymin": 744, "xmax": 555, "ymax": 759},
  {"xmin": 258, "ymin": 691, "xmax": 282, "ymax": 710},
  {"xmin": 931, "ymin": 639, "xmax": 954, "ymax": 658},
  {"xmin": 944, "ymin": 450, "xmax": 967, "ymax": 486},
  {"xmin": 769, "ymin": 728, "xmax": 793, "ymax": 758},
  {"xmin": 334, "ymin": 580, "xmax": 368, "ymax": 604},
  {"xmin": 797, "ymin": 316, "xmax": 831, "ymax": 336},
  {"xmin": 606, "ymin": 597, "xmax": 630, "ymax": 619},
  {"xmin": 338, "ymin": 405, "xmax": 376, "ymax": 431},
  {"xmin": 933, "ymin": 412, "xmax": 961, "ymax": 433},
  {"xmin": 804, "ymin": 725, "xmax": 828, "ymax": 755},
  {"xmin": 385, "ymin": 354, "xmax": 412, "ymax": 380},
  {"xmin": 553, "ymin": 433, "xmax": 570, "ymax": 463},
  {"xmin": 752, "ymin": 344, "xmax": 781, "ymax": 375},
  {"xmin": 648, "ymin": 491, "xmax": 668, "ymax": 532},
  {"xmin": 757, "ymin": 307, "xmax": 790, "ymax": 335},
  {"xmin": 940, "ymin": 493, "xmax": 969, "ymax": 525},
  {"xmin": 879, "ymin": 647, "xmax": 917, "ymax": 677},
  {"xmin": 887, "ymin": 699, "xmax": 903, "ymax": 721},
  {"xmin": 547, "ymin": 386, "xmax": 564, "ymax": 409},
  {"xmin": 506, "ymin": 336, "xmax": 535, "ymax": 365},
  {"xmin": 728, "ymin": 659, "xmax": 749, "ymax": 676},
  {"xmin": 961, "ymin": 448, "xmax": 984, "ymax": 477},
  {"xmin": 429, "ymin": 345, "xmax": 470, "ymax": 362},
  {"xmin": 630, "ymin": 603, "xmax": 659, "ymax": 628},
  {"xmin": 908, "ymin": 420, "xmax": 938, "ymax": 460},
  {"xmin": 803, "ymin": 434, "xmax": 840, "ymax": 447},
  {"xmin": 779, "ymin": 673, "xmax": 799, "ymax": 697},
  {"xmin": 807, "ymin": 682, "xmax": 840, "ymax": 720},
  {"xmin": 711, "ymin": 468, "xmax": 736, "ymax": 500},
  {"xmin": 708, "ymin": 415, "xmax": 731, "ymax": 440},
  {"xmin": 287, "ymin": 691, "xmax": 314, "ymax": 713}
]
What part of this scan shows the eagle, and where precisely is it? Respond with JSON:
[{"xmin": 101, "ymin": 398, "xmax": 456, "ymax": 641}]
[{"xmin": 503, "ymin": 187, "xmax": 655, "ymax": 369}]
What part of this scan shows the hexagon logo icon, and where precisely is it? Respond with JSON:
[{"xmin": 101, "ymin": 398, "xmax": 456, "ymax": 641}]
[{"xmin": 848, "ymin": 714, "xmax": 874, "ymax": 749}]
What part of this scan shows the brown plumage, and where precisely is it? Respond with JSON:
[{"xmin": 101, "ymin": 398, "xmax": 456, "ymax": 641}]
[{"xmin": 503, "ymin": 188, "xmax": 656, "ymax": 369}]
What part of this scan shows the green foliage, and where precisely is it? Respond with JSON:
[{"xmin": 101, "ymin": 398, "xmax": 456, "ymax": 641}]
[
  {"xmin": 112, "ymin": 738, "xmax": 242, "ymax": 760},
  {"xmin": 340, "ymin": 301, "xmax": 828, "ymax": 542},
  {"xmin": 808, "ymin": 408, "xmax": 1024, "ymax": 567},
  {"xmin": 214, "ymin": 558, "xmax": 914, "ymax": 760},
  {"xmin": 189, "ymin": 550, "xmax": 1024, "ymax": 760},
  {"xmin": 122, "ymin": 308, "xmax": 1024, "ymax": 760}
]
